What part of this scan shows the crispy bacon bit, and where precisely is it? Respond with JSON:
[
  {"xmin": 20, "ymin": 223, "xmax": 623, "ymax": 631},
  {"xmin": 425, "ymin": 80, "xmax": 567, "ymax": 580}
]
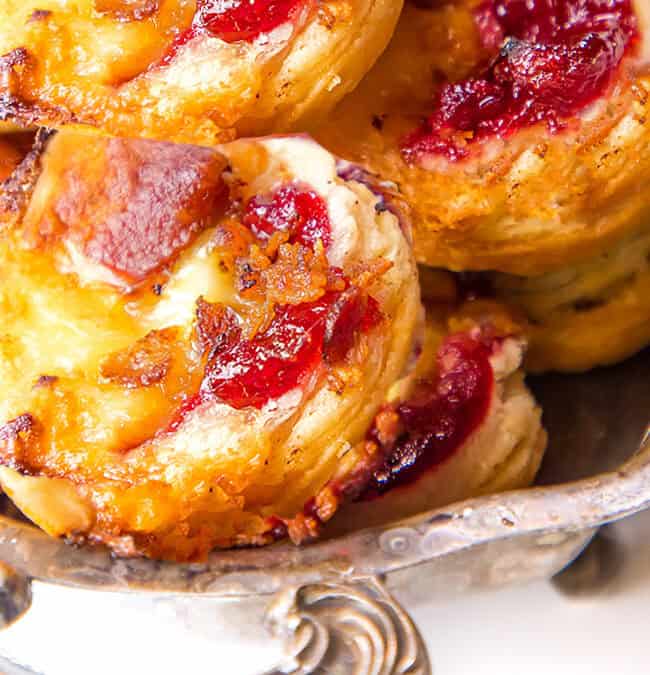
[
  {"xmin": 28, "ymin": 10, "xmax": 52, "ymax": 22},
  {"xmin": 0, "ymin": 414, "xmax": 38, "ymax": 470},
  {"xmin": 33, "ymin": 375, "xmax": 58, "ymax": 389},
  {"xmin": 32, "ymin": 136, "xmax": 228, "ymax": 284},
  {"xmin": 195, "ymin": 298, "xmax": 240, "ymax": 355},
  {"xmin": 0, "ymin": 48, "xmax": 31, "ymax": 99},
  {"xmin": 99, "ymin": 328, "xmax": 179, "ymax": 388},
  {"xmin": 284, "ymin": 487, "xmax": 341, "ymax": 543},
  {"xmin": 94, "ymin": 0, "xmax": 160, "ymax": 21},
  {"xmin": 211, "ymin": 219, "xmax": 257, "ymax": 269},
  {"xmin": 0, "ymin": 48, "xmax": 30, "ymax": 71},
  {"xmin": 236, "ymin": 242, "xmax": 333, "ymax": 332},
  {"xmin": 0, "ymin": 414, "xmax": 34, "ymax": 442}
]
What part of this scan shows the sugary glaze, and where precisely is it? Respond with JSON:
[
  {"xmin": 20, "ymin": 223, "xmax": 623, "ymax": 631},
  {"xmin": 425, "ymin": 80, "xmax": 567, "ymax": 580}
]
[
  {"xmin": 0, "ymin": 0, "xmax": 403, "ymax": 144},
  {"xmin": 314, "ymin": 0, "xmax": 650, "ymax": 275},
  {"xmin": 0, "ymin": 132, "xmax": 420, "ymax": 560}
]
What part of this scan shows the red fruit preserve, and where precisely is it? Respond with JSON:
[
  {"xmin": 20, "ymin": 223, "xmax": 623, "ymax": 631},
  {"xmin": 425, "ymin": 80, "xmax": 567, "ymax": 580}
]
[
  {"xmin": 403, "ymin": 0, "xmax": 639, "ymax": 162},
  {"xmin": 162, "ymin": 0, "xmax": 308, "ymax": 64},
  {"xmin": 363, "ymin": 333, "xmax": 495, "ymax": 496},
  {"xmin": 243, "ymin": 184, "xmax": 332, "ymax": 250}
]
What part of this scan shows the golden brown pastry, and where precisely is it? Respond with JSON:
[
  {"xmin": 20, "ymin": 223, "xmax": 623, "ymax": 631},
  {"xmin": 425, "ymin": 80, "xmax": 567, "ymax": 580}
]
[
  {"xmin": 0, "ymin": 128, "xmax": 35, "ymax": 182},
  {"xmin": 489, "ymin": 226, "xmax": 650, "ymax": 372},
  {"xmin": 328, "ymin": 282, "xmax": 546, "ymax": 534},
  {"xmin": 0, "ymin": 0, "xmax": 402, "ymax": 144},
  {"xmin": 315, "ymin": 0, "xmax": 650, "ymax": 275},
  {"xmin": 0, "ymin": 131, "xmax": 421, "ymax": 560}
]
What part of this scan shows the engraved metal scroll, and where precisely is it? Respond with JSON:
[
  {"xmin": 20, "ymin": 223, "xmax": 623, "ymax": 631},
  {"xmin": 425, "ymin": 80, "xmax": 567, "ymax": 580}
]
[{"xmin": 264, "ymin": 576, "xmax": 431, "ymax": 675}]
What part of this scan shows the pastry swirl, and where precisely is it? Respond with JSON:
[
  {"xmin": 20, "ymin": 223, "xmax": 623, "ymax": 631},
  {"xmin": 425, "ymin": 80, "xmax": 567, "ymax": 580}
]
[{"xmin": 0, "ymin": 132, "xmax": 421, "ymax": 560}]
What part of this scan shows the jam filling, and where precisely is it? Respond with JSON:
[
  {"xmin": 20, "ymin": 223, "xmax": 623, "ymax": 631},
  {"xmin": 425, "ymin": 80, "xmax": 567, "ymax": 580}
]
[
  {"xmin": 243, "ymin": 184, "xmax": 332, "ymax": 250},
  {"xmin": 201, "ymin": 296, "xmax": 329, "ymax": 410},
  {"xmin": 362, "ymin": 332, "xmax": 495, "ymax": 497},
  {"xmin": 170, "ymin": 183, "xmax": 381, "ymax": 417},
  {"xmin": 403, "ymin": 0, "xmax": 639, "ymax": 162},
  {"xmin": 161, "ymin": 0, "xmax": 307, "ymax": 63}
]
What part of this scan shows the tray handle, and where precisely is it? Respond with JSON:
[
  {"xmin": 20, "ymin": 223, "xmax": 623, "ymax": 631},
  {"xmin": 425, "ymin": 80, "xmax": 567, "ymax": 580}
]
[{"xmin": 263, "ymin": 575, "xmax": 431, "ymax": 675}]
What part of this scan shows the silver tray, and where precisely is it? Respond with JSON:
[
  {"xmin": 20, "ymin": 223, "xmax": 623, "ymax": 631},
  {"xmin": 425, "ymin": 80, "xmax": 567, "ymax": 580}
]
[{"xmin": 0, "ymin": 350, "xmax": 648, "ymax": 674}]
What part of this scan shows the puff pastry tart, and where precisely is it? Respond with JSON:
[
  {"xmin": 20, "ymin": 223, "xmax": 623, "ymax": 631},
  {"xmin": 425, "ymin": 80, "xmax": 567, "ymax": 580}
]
[
  {"xmin": 0, "ymin": 0, "xmax": 402, "ymax": 145},
  {"xmin": 327, "ymin": 272, "xmax": 546, "ymax": 534},
  {"xmin": 0, "ymin": 132, "xmax": 421, "ymax": 560},
  {"xmin": 488, "ymin": 226, "xmax": 650, "ymax": 371},
  {"xmin": 315, "ymin": 0, "xmax": 650, "ymax": 275}
]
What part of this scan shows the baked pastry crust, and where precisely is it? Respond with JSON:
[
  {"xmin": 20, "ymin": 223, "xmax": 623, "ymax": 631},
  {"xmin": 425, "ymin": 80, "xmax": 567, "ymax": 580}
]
[
  {"xmin": 0, "ymin": 0, "xmax": 402, "ymax": 145},
  {"xmin": 491, "ymin": 226, "xmax": 650, "ymax": 372},
  {"xmin": 326, "ymin": 289, "xmax": 546, "ymax": 534},
  {"xmin": 0, "ymin": 132, "xmax": 420, "ymax": 560},
  {"xmin": 314, "ymin": 0, "xmax": 650, "ymax": 275}
]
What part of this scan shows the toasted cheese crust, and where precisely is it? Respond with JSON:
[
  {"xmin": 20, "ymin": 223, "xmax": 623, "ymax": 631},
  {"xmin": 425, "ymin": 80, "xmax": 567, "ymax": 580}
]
[
  {"xmin": 0, "ymin": 0, "xmax": 402, "ymax": 145},
  {"xmin": 0, "ymin": 132, "xmax": 421, "ymax": 560},
  {"xmin": 314, "ymin": 0, "xmax": 650, "ymax": 275}
]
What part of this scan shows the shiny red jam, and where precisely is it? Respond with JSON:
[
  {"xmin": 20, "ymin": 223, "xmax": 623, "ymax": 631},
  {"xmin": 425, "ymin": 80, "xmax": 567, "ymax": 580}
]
[
  {"xmin": 403, "ymin": 0, "xmax": 639, "ymax": 163},
  {"xmin": 201, "ymin": 298, "xmax": 330, "ymax": 409},
  {"xmin": 166, "ymin": 181, "xmax": 382, "ymax": 415},
  {"xmin": 195, "ymin": 0, "xmax": 306, "ymax": 42},
  {"xmin": 362, "ymin": 333, "xmax": 495, "ymax": 497},
  {"xmin": 161, "ymin": 0, "xmax": 307, "ymax": 63},
  {"xmin": 198, "ymin": 290, "xmax": 381, "ymax": 410},
  {"xmin": 243, "ymin": 184, "xmax": 332, "ymax": 250}
]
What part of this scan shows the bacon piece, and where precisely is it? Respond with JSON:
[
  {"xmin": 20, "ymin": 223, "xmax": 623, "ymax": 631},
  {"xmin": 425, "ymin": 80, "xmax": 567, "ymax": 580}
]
[
  {"xmin": 195, "ymin": 299, "xmax": 241, "ymax": 355},
  {"xmin": 0, "ymin": 414, "xmax": 38, "ymax": 472},
  {"xmin": 99, "ymin": 328, "xmax": 179, "ymax": 388},
  {"xmin": 0, "ymin": 414, "xmax": 34, "ymax": 442},
  {"xmin": 27, "ymin": 135, "xmax": 229, "ymax": 284}
]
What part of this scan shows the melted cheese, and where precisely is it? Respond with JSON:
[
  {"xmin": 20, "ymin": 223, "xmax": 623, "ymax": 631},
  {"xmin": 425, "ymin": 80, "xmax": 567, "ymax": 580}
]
[{"xmin": 0, "ymin": 133, "xmax": 422, "ymax": 559}]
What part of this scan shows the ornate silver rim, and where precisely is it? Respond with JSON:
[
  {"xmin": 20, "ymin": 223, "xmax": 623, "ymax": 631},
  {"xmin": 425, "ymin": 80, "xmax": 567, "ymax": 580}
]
[{"xmin": 0, "ymin": 429, "xmax": 644, "ymax": 596}]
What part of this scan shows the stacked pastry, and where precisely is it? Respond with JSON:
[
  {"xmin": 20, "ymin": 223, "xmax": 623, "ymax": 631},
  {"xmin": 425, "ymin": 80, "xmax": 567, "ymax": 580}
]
[
  {"xmin": 1, "ymin": 0, "xmax": 641, "ymax": 560},
  {"xmin": 317, "ymin": 0, "xmax": 650, "ymax": 373}
]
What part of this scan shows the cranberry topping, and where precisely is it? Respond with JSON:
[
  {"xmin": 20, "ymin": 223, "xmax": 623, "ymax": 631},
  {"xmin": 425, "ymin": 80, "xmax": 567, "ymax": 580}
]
[
  {"xmin": 164, "ymin": 180, "xmax": 383, "ymax": 416},
  {"xmin": 243, "ymin": 185, "xmax": 332, "ymax": 250},
  {"xmin": 323, "ymin": 290, "xmax": 383, "ymax": 363},
  {"xmin": 195, "ymin": 0, "xmax": 306, "ymax": 42},
  {"xmin": 161, "ymin": 0, "xmax": 307, "ymax": 64},
  {"xmin": 198, "ymin": 289, "xmax": 381, "ymax": 410},
  {"xmin": 362, "ymin": 332, "xmax": 495, "ymax": 497},
  {"xmin": 403, "ymin": 0, "xmax": 639, "ymax": 162},
  {"xmin": 201, "ymin": 298, "xmax": 330, "ymax": 409}
]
